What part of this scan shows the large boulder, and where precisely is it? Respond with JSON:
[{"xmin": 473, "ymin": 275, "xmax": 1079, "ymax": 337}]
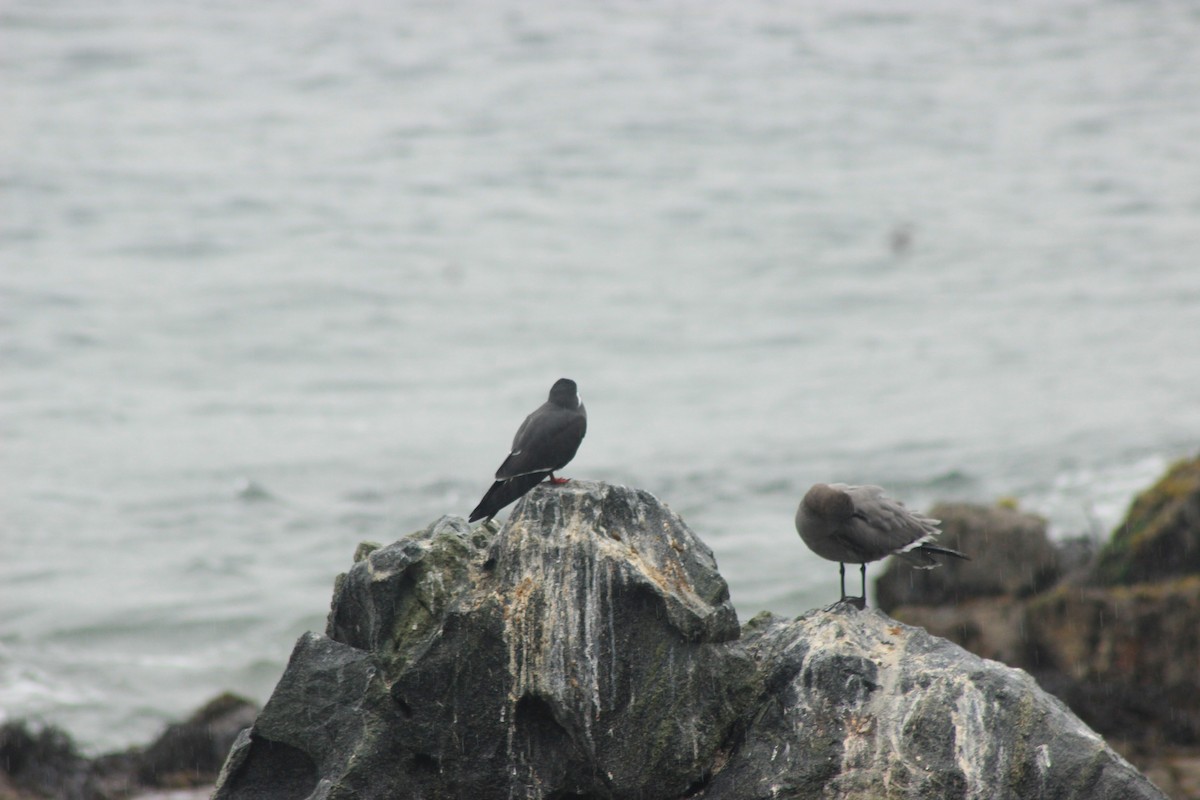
[
  {"xmin": 1091, "ymin": 454, "xmax": 1200, "ymax": 586},
  {"xmin": 126, "ymin": 691, "xmax": 258, "ymax": 789},
  {"xmin": 216, "ymin": 482, "xmax": 749, "ymax": 800},
  {"xmin": 699, "ymin": 608, "xmax": 1156, "ymax": 800},
  {"xmin": 876, "ymin": 501, "xmax": 1061, "ymax": 613},
  {"xmin": 213, "ymin": 481, "xmax": 1164, "ymax": 800}
]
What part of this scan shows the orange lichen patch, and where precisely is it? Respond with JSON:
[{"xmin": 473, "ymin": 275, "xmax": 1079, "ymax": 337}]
[
  {"xmin": 660, "ymin": 555, "xmax": 691, "ymax": 593},
  {"xmin": 501, "ymin": 577, "xmax": 538, "ymax": 623},
  {"xmin": 847, "ymin": 714, "xmax": 875, "ymax": 737},
  {"xmin": 513, "ymin": 576, "xmax": 536, "ymax": 603},
  {"xmin": 888, "ymin": 626, "xmax": 903, "ymax": 637}
]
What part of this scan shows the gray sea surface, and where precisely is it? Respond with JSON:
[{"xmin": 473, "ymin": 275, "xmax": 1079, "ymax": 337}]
[{"xmin": 3, "ymin": 0, "xmax": 1199, "ymax": 753}]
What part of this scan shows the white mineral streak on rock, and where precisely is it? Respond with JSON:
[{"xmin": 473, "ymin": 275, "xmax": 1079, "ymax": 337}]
[
  {"xmin": 952, "ymin": 678, "xmax": 991, "ymax": 791},
  {"xmin": 500, "ymin": 504, "xmax": 609, "ymax": 747},
  {"xmin": 497, "ymin": 483, "xmax": 726, "ymax": 790}
]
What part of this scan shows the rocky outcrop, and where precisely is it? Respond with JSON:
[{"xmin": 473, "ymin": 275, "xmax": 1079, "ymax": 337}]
[
  {"xmin": 888, "ymin": 455, "xmax": 1200, "ymax": 798},
  {"xmin": 213, "ymin": 481, "xmax": 1163, "ymax": 800},
  {"xmin": 876, "ymin": 501, "xmax": 1061, "ymax": 612},
  {"xmin": 217, "ymin": 482, "xmax": 749, "ymax": 800},
  {"xmin": 1091, "ymin": 456, "xmax": 1200, "ymax": 586},
  {"xmin": 701, "ymin": 608, "xmax": 1153, "ymax": 800}
]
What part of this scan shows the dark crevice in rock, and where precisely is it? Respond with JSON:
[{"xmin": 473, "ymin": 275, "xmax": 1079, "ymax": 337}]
[
  {"xmin": 514, "ymin": 693, "xmax": 571, "ymax": 746},
  {"xmin": 221, "ymin": 735, "xmax": 317, "ymax": 800},
  {"xmin": 682, "ymin": 770, "xmax": 713, "ymax": 797},
  {"xmin": 407, "ymin": 752, "xmax": 440, "ymax": 774}
]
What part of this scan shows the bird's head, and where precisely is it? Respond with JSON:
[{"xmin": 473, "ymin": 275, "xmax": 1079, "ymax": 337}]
[
  {"xmin": 803, "ymin": 483, "xmax": 854, "ymax": 520},
  {"xmin": 548, "ymin": 378, "xmax": 581, "ymax": 410}
]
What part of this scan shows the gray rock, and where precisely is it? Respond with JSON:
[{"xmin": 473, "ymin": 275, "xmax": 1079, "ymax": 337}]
[
  {"xmin": 699, "ymin": 608, "xmax": 1159, "ymax": 800},
  {"xmin": 213, "ymin": 481, "xmax": 1165, "ymax": 800},
  {"xmin": 876, "ymin": 502, "xmax": 1061, "ymax": 612}
]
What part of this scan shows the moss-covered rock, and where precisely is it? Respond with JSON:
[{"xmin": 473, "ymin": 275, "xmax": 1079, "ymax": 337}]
[{"xmin": 1091, "ymin": 454, "xmax": 1200, "ymax": 586}]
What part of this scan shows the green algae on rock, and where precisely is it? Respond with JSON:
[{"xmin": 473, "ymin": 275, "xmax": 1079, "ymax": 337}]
[{"xmin": 1092, "ymin": 454, "xmax": 1200, "ymax": 586}]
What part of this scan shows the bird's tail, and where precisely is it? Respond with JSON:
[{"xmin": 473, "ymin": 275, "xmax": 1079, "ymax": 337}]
[
  {"xmin": 895, "ymin": 542, "xmax": 970, "ymax": 569},
  {"xmin": 920, "ymin": 543, "xmax": 969, "ymax": 560},
  {"xmin": 468, "ymin": 472, "xmax": 548, "ymax": 523}
]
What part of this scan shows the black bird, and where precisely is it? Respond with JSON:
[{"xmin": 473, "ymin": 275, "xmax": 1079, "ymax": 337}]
[
  {"xmin": 795, "ymin": 483, "xmax": 968, "ymax": 608},
  {"xmin": 468, "ymin": 378, "xmax": 587, "ymax": 523}
]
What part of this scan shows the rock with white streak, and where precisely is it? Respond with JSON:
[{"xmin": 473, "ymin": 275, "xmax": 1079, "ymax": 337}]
[
  {"xmin": 212, "ymin": 481, "xmax": 1165, "ymax": 800},
  {"xmin": 697, "ymin": 608, "xmax": 1158, "ymax": 799}
]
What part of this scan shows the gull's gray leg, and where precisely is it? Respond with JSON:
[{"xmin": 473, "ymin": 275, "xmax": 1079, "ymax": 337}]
[{"xmin": 829, "ymin": 562, "xmax": 866, "ymax": 611}]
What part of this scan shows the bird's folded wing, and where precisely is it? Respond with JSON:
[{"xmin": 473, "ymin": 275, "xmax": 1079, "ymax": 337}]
[
  {"xmin": 845, "ymin": 492, "xmax": 939, "ymax": 557},
  {"xmin": 495, "ymin": 407, "xmax": 586, "ymax": 480}
]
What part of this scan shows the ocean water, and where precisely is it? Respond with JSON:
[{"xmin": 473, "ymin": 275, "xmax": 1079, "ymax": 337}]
[{"xmin": 3, "ymin": 0, "xmax": 1199, "ymax": 754}]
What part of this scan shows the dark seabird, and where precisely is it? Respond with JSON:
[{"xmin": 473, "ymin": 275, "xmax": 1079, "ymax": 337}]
[
  {"xmin": 795, "ymin": 482, "xmax": 968, "ymax": 608},
  {"xmin": 468, "ymin": 378, "xmax": 587, "ymax": 523}
]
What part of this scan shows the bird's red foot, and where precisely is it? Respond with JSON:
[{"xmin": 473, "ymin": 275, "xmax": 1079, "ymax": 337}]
[{"xmin": 549, "ymin": 475, "xmax": 570, "ymax": 485}]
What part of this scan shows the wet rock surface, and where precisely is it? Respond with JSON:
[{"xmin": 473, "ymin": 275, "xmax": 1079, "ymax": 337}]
[
  {"xmin": 1027, "ymin": 577, "xmax": 1200, "ymax": 746},
  {"xmin": 213, "ymin": 481, "xmax": 1163, "ymax": 800}
]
